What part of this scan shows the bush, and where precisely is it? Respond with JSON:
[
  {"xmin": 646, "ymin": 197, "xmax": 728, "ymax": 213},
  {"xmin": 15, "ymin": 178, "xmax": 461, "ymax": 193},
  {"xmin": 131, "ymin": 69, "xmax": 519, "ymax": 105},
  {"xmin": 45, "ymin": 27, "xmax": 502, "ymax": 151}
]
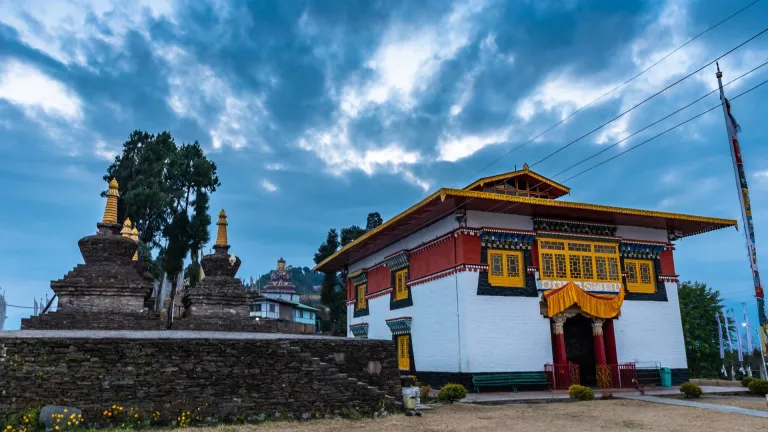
[
  {"xmin": 567, "ymin": 385, "xmax": 594, "ymax": 401},
  {"xmin": 419, "ymin": 385, "xmax": 433, "ymax": 402},
  {"xmin": 438, "ymin": 383, "xmax": 467, "ymax": 403},
  {"xmin": 748, "ymin": 379, "xmax": 768, "ymax": 395},
  {"xmin": 679, "ymin": 382, "xmax": 703, "ymax": 398},
  {"xmin": 742, "ymin": 376, "xmax": 755, "ymax": 387}
]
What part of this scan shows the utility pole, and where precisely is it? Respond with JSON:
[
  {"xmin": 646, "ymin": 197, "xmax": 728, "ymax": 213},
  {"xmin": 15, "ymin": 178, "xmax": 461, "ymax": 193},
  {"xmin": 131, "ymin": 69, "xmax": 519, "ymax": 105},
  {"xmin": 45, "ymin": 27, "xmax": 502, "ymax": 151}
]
[{"xmin": 716, "ymin": 63, "xmax": 768, "ymax": 357}]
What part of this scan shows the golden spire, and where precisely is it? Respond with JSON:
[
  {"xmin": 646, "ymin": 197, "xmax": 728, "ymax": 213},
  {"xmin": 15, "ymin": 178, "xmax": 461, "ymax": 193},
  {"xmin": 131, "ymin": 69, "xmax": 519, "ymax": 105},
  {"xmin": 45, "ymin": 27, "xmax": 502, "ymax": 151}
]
[
  {"xmin": 215, "ymin": 209, "xmax": 228, "ymax": 246},
  {"xmin": 120, "ymin": 218, "xmax": 133, "ymax": 238},
  {"xmin": 131, "ymin": 227, "xmax": 139, "ymax": 261},
  {"xmin": 102, "ymin": 178, "xmax": 120, "ymax": 224}
]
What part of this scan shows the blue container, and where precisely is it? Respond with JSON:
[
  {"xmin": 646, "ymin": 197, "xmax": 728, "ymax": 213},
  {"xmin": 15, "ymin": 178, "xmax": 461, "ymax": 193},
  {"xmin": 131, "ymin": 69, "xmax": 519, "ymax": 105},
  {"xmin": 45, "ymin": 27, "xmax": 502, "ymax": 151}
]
[{"xmin": 660, "ymin": 367, "xmax": 672, "ymax": 387}]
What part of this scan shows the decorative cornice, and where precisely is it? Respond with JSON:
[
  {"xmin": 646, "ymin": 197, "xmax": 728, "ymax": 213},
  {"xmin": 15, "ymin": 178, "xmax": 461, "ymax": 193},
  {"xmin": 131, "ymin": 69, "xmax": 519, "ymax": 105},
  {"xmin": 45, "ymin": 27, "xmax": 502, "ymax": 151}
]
[
  {"xmin": 620, "ymin": 241, "xmax": 666, "ymax": 259},
  {"xmin": 533, "ymin": 217, "xmax": 617, "ymax": 236},
  {"xmin": 349, "ymin": 322, "xmax": 369, "ymax": 339},
  {"xmin": 366, "ymin": 288, "xmax": 393, "ymax": 300},
  {"xmin": 408, "ymin": 264, "xmax": 487, "ymax": 286},
  {"xmin": 348, "ymin": 269, "xmax": 367, "ymax": 286},
  {"xmin": 454, "ymin": 228, "xmax": 481, "ymax": 236},
  {"xmin": 480, "ymin": 228, "xmax": 536, "ymax": 250},
  {"xmin": 536, "ymin": 231, "xmax": 621, "ymax": 243},
  {"xmin": 384, "ymin": 250, "xmax": 409, "ymax": 271},
  {"xmin": 658, "ymin": 275, "xmax": 680, "ymax": 283},
  {"xmin": 385, "ymin": 316, "xmax": 413, "ymax": 335},
  {"xmin": 410, "ymin": 235, "xmax": 452, "ymax": 255}
]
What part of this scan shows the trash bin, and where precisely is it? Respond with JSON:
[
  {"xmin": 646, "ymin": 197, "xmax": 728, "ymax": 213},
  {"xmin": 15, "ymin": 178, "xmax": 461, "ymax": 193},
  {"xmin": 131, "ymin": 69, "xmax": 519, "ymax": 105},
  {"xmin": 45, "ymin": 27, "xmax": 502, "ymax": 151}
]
[{"xmin": 660, "ymin": 367, "xmax": 672, "ymax": 387}]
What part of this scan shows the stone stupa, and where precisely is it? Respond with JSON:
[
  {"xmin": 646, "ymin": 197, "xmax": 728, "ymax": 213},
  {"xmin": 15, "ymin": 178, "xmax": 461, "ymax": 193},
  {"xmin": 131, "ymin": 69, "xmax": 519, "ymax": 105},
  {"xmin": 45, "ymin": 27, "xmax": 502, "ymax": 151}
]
[{"xmin": 22, "ymin": 179, "xmax": 158, "ymax": 329}]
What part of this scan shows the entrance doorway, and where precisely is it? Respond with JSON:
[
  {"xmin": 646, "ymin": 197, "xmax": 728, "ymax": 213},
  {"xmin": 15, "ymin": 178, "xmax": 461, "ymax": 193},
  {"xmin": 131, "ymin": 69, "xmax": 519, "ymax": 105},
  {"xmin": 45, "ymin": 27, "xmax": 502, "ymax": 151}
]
[{"xmin": 564, "ymin": 314, "xmax": 596, "ymax": 386}]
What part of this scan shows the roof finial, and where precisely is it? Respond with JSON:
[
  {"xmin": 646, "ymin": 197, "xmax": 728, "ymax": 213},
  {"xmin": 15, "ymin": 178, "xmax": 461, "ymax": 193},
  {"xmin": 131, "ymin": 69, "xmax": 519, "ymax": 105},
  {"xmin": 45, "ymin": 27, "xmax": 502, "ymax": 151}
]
[
  {"xmin": 120, "ymin": 218, "xmax": 133, "ymax": 238},
  {"xmin": 215, "ymin": 209, "xmax": 228, "ymax": 246},
  {"xmin": 131, "ymin": 227, "xmax": 139, "ymax": 261},
  {"xmin": 102, "ymin": 179, "xmax": 120, "ymax": 225},
  {"xmin": 522, "ymin": 162, "xmax": 529, "ymax": 170}
]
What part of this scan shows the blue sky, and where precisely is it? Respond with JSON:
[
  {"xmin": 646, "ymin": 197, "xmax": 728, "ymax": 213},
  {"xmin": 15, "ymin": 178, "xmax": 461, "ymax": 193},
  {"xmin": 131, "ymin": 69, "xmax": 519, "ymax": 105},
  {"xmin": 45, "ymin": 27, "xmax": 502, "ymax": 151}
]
[{"xmin": 1, "ymin": 0, "xmax": 768, "ymax": 331}]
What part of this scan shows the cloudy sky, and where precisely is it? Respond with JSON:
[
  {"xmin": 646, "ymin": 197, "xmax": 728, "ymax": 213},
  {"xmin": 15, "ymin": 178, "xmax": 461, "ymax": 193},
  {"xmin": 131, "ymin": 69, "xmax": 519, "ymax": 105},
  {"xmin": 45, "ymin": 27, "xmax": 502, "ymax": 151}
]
[{"xmin": 2, "ymin": 0, "xmax": 768, "ymax": 331}]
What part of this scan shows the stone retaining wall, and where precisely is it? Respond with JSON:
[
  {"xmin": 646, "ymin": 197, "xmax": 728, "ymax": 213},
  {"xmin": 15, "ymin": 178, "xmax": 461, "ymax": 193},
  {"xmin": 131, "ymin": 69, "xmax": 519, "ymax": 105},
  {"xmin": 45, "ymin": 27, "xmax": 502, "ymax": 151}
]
[{"xmin": 0, "ymin": 332, "xmax": 400, "ymax": 421}]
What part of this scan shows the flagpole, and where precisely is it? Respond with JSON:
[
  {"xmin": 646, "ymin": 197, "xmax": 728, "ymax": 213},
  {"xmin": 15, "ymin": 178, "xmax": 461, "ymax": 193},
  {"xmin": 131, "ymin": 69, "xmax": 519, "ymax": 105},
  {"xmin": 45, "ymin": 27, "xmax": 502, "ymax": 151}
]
[{"xmin": 716, "ymin": 63, "xmax": 768, "ymax": 356}]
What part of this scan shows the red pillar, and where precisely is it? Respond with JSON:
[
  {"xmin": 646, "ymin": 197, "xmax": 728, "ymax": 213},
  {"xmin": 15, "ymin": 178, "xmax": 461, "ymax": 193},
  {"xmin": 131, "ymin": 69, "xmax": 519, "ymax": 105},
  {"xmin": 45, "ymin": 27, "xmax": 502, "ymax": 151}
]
[
  {"xmin": 604, "ymin": 319, "xmax": 618, "ymax": 365},
  {"xmin": 552, "ymin": 317, "xmax": 567, "ymax": 364},
  {"xmin": 592, "ymin": 319, "xmax": 607, "ymax": 365}
]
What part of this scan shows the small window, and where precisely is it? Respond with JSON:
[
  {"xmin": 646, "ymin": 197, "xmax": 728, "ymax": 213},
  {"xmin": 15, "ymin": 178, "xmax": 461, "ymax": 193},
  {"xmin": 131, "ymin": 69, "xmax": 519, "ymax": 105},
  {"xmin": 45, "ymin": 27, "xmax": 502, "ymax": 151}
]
[
  {"xmin": 252, "ymin": 303, "xmax": 262, "ymax": 312},
  {"xmin": 357, "ymin": 284, "xmax": 367, "ymax": 309},
  {"xmin": 269, "ymin": 304, "xmax": 276, "ymax": 313},
  {"xmin": 625, "ymin": 259, "xmax": 656, "ymax": 293},
  {"xmin": 487, "ymin": 249, "xmax": 525, "ymax": 287},
  {"xmin": 394, "ymin": 269, "xmax": 409, "ymax": 300},
  {"xmin": 397, "ymin": 335, "xmax": 410, "ymax": 371}
]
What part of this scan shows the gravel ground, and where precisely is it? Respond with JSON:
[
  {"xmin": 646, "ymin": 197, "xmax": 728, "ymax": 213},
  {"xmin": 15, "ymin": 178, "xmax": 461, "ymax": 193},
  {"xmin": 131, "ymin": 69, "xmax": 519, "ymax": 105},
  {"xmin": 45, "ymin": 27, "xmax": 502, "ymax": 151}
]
[{"xmin": 200, "ymin": 399, "xmax": 767, "ymax": 432}]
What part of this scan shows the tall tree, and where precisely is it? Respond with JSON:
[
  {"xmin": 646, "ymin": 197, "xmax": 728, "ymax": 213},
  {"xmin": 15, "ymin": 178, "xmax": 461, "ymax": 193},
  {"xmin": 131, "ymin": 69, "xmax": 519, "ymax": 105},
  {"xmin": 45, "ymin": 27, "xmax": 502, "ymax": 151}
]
[
  {"xmin": 366, "ymin": 212, "xmax": 383, "ymax": 231},
  {"xmin": 341, "ymin": 225, "xmax": 366, "ymax": 247},
  {"xmin": 679, "ymin": 281, "xmax": 726, "ymax": 378},
  {"xmin": 314, "ymin": 229, "xmax": 342, "ymax": 334}
]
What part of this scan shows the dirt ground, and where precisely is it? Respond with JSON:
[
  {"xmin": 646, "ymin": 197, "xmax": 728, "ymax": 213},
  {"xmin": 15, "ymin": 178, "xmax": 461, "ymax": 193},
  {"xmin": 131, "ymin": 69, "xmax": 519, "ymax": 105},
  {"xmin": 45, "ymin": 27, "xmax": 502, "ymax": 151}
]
[
  {"xmin": 202, "ymin": 399, "xmax": 767, "ymax": 432},
  {"xmin": 696, "ymin": 394, "xmax": 768, "ymax": 411}
]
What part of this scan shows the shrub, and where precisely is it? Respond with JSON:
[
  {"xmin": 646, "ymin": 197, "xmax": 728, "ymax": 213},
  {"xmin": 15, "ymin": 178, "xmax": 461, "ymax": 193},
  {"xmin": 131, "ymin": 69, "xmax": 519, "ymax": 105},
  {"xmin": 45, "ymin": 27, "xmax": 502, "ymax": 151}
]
[
  {"xmin": 742, "ymin": 376, "xmax": 755, "ymax": 387},
  {"xmin": 568, "ymin": 385, "xmax": 594, "ymax": 401},
  {"xmin": 748, "ymin": 379, "xmax": 768, "ymax": 395},
  {"xmin": 438, "ymin": 383, "xmax": 467, "ymax": 403},
  {"xmin": 679, "ymin": 382, "xmax": 703, "ymax": 398},
  {"xmin": 419, "ymin": 385, "xmax": 433, "ymax": 402}
]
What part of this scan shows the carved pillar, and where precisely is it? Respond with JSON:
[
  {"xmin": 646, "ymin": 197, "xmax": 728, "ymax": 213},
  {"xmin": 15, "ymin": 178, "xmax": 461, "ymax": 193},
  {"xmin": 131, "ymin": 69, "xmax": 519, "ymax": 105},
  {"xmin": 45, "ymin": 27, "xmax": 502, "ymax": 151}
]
[
  {"xmin": 552, "ymin": 315, "xmax": 567, "ymax": 365},
  {"xmin": 593, "ymin": 318, "xmax": 611, "ymax": 388}
]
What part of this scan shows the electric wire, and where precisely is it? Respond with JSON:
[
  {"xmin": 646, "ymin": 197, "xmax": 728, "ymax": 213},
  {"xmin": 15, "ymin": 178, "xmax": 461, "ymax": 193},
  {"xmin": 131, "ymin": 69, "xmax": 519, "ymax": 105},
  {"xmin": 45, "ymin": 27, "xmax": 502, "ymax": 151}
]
[{"xmin": 455, "ymin": 0, "xmax": 764, "ymax": 187}]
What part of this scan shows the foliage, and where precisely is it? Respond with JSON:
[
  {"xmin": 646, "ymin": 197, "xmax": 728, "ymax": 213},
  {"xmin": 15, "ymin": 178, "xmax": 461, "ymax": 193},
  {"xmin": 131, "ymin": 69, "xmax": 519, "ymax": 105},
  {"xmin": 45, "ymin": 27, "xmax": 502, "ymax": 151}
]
[
  {"xmin": 314, "ymin": 229, "xmax": 344, "ymax": 335},
  {"xmin": 742, "ymin": 376, "xmax": 755, "ymax": 387},
  {"xmin": 254, "ymin": 267, "xmax": 325, "ymax": 294},
  {"xmin": 340, "ymin": 226, "xmax": 366, "ymax": 247},
  {"xmin": 678, "ymin": 281, "xmax": 727, "ymax": 378},
  {"xmin": 568, "ymin": 385, "xmax": 595, "ymax": 401},
  {"xmin": 177, "ymin": 408, "xmax": 202, "ymax": 428},
  {"xmin": 3, "ymin": 408, "xmax": 39, "ymax": 432},
  {"xmin": 679, "ymin": 382, "xmax": 703, "ymax": 398},
  {"xmin": 419, "ymin": 385, "xmax": 433, "ymax": 402},
  {"xmin": 366, "ymin": 212, "xmax": 383, "ymax": 231},
  {"xmin": 438, "ymin": 383, "xmax": 467, "ymax": 402},
  {"xmin": 748, "ymin": 379, "xmax": 768, "ymax": 395}
]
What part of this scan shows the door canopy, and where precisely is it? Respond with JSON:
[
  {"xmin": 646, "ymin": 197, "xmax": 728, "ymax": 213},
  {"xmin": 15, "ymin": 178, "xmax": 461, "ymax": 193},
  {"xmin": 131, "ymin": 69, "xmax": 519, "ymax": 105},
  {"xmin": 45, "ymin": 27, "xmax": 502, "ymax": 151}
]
[{"xmin": 544, "ymin": 282, "xmax": 624, "ymax": 319}]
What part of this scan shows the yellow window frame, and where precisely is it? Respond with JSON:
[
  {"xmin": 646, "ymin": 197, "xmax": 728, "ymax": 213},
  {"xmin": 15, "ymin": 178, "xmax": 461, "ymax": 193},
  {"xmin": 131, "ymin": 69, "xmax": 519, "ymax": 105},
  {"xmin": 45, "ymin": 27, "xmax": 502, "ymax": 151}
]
[
  {"xmin": 487, "ymin": 249, "xmax": 525, "ymax": 287},
  {"xmin": 537, "ymin": 238, "xmax": 621, "ymax": 284},
  {"xmin": 397, "ymin": 334, "xmax": 410, "ymax": 370},
  {"xmin": 356, "ymin": 284, "xmax": 367, "ymax": 310},
  {"xmin": 394, "ymin": 269, "xmax": 409, "ymax": 300},
  {"xmin": 624, "ymin": 259, "xmax": 656, "ymax": 293}
]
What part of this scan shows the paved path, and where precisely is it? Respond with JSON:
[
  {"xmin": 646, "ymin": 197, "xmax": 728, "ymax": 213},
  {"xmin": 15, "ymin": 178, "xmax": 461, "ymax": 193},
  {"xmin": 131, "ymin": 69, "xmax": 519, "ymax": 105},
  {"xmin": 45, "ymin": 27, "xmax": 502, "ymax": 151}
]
[
  {"xmin": 616, "ymin": 394, "xmax": 768, "ymax": 418},
  {"xmin": 462, "ymin": 386, "xmax": 748, "ymax": 404}
]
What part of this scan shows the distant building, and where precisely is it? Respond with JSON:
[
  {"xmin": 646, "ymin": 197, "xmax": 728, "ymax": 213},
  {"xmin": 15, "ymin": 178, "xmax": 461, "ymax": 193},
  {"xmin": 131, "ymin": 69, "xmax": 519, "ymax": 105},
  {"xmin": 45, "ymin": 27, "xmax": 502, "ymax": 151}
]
[{"xmin": 251, "ymin": 258, "xmax": 317, "ymax": 333}]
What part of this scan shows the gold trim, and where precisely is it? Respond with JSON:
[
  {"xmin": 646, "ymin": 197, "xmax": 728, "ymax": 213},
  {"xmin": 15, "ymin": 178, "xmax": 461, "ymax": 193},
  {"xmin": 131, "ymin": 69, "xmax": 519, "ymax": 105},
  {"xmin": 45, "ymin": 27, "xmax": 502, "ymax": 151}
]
[
  {"xmin": 313, "ymin": 188, "xmax": 737, "ymax": 272},
  {"xmin": 464, "ymin": 168, "xmax": 571, "ymax": 194}
]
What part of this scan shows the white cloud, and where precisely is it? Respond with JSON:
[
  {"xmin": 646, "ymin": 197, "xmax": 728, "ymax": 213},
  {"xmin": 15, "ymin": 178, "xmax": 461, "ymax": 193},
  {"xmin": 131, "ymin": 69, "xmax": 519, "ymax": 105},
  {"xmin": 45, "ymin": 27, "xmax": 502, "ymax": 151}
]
[
  {"xmin": 156, "ymin": 45, "xmax": 269, "ymax": 150},
  {"xmin": 515, "ymin": 71, "xmax": 619, "ymax": 123},
  {"xmin": 94, "ymin": 140, "xmax": 118, "ymax": 161},
  {"xmin": 264, "ymin": 163, "xmax": 285, "ymax": 171},
  {"xmin": 437, "ymin": 128, "xmax": 512, "ymax": 162},
  {"xmin": 261, "ymin": 179, "xmax": 278, "ymax": 192},
  {"xmin": 0, "ymin": 0, "xmax": 176, "ymax": 67},
  {"xmin": 0, "ymin": 59, "xmax": 82, "ymax": 121}
]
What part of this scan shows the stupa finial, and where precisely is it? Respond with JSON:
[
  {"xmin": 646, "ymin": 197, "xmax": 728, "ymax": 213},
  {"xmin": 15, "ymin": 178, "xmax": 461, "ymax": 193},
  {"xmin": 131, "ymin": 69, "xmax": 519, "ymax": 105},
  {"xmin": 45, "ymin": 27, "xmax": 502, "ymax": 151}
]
[
  {"xmin": 102, "ymin": 178, "xmax": 120, "ymax": 225},
  {"xmin": 522, "ymin": 162, "xmax": 529, "ymax": 170},
  {"xmin": 215, "ymin": 209, "xmax": 228, "ymax": 246},
  {"xmin": 131, "ymin": 227, "xmax": 139, "ymax": 261},
  {"xmin": 120, "ymin": 218, "xmax": 133, "ymax": 238}
]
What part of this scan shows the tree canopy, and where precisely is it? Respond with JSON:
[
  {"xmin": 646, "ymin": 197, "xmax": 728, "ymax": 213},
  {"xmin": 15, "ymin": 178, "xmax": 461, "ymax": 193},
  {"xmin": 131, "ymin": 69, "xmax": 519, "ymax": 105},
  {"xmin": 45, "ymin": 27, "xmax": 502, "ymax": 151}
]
[{"xmin": 679, "ymin": 281, "xmax": 727, "ymax": 378}]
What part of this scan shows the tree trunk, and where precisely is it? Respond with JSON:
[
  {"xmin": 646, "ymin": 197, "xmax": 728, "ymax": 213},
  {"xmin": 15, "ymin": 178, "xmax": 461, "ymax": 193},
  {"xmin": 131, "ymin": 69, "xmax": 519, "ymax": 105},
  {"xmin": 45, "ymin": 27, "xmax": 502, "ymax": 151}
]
[{"xmin": 167, "ymin": 277, "xmax": 178, "ymax": 329}]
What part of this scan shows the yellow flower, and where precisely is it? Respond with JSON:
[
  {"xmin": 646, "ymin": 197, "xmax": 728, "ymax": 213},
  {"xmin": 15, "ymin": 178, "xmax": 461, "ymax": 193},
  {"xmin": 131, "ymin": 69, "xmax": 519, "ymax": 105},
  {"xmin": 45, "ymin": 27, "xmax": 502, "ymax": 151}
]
[
  {"xmin": 67, "ymin": 422, "xmax": 71, "ymax": 426},
  {"xmin": 63, "ymin": 410, "xmax": 67, "ymax": 413},
  {"xmin": 54, "ymin": 427, "xmax": 59, "ymax": 431}
]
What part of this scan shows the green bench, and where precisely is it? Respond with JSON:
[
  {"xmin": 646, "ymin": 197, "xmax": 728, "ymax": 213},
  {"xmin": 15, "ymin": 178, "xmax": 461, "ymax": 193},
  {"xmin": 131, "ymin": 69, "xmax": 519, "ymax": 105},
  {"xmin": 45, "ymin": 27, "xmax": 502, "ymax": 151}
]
[{"xmin": 472, "ymin": 372, "xmax": 551, "ymax": 393}]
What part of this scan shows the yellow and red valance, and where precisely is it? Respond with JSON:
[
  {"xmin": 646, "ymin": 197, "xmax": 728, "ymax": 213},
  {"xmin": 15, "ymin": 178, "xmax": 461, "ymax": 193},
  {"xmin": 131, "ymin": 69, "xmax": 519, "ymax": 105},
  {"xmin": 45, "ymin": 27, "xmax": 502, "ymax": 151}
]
[{"xmin": 544, "ymin": 282, "xmax": 624, "ymax": 319}]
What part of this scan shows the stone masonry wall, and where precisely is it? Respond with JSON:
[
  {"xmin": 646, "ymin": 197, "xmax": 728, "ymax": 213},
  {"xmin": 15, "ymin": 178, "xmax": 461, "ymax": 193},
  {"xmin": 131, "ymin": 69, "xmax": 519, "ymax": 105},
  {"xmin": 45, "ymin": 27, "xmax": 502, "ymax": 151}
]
[{"xmin": 0, "ymin": 333, "xmax": 401, "ymax": 421}]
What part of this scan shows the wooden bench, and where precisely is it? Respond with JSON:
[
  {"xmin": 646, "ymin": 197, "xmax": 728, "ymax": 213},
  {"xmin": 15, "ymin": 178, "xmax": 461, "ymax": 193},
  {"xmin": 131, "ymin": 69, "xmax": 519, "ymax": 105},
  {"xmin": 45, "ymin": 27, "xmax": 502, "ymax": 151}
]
[
  {"xmin": 472, "ymin": 372, "xmax": 552, "ymax": 393},
  {"xmin": 508, "ymin": 372, "xmax": 551, "ymax": 392},
  {"xmin": 472, "ymin": 374, "xmax": 515, "ymax": 393}
]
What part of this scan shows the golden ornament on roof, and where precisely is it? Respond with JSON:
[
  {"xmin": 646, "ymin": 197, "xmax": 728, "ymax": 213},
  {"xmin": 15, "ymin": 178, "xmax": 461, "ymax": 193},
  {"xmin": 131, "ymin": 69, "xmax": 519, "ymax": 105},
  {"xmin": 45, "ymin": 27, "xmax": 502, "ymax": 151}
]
[
  {"xmin": 215, "ymin": 209, "xmax": 228, "ymax": 246},
  {"xmin": 102, "ymin": 178, "xmax": 120, "ymax": 225},
  {"xmin": 120, "ymin": 218, "xmax": 133, "ymax": 238}
]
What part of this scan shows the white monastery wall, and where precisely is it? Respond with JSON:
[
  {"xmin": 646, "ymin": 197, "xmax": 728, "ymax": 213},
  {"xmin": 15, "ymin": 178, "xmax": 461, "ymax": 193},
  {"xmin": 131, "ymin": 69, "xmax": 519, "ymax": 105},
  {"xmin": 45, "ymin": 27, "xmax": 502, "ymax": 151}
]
[
  {"xmin": 613, "ymin": 282, "xmax": 687, "ymax": 369},
  {"xmin": 457, "ymin": 272, "xmax": 552, "ymax": 372},
  {"xmin": 616, "ymin": 225, "xmax": 668, "ymax": 242},
  {"xmin": 349, "ymin": 216, "xmax": 458, "ymax": 272},
  {"xmin": 348, "ymin": 276, "xmax": 461, "ymax": 373},
  {"xmin": 465, "ymin": 211, "xmax": 533, "ymax": 230}
]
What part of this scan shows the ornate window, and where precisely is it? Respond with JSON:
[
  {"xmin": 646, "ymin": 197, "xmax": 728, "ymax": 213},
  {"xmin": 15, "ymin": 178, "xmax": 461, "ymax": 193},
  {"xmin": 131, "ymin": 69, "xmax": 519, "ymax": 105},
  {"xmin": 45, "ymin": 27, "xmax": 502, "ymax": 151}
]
[
  {"xmin": 537, "ymin": 238, "xmax": 621, "ymax": 285},
  {"xmin": 624, "ymin": 259, "xmax": 656, "ymax": 293},
  {"xmin": 487, "ymin": 249, "xmax": 525, "ymax": 287},
  {"xmin": 356, "ymin": 284, "xmax": 367, "ymax": 310},
  {"xmin": 394, "ymin": 269, "xmax": 409, "ymax": 300},
  {"xmin": 397, "ymin": 334, "xmax": 411, "ymax": 371}
]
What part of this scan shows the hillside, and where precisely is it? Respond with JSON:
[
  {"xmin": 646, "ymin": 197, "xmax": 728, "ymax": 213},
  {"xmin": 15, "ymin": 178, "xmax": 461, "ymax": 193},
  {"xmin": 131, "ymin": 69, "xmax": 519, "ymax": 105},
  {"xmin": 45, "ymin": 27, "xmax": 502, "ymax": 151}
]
[{"xmin": 252, "ymin": 266, "xmax": 324, "ymax": 294}]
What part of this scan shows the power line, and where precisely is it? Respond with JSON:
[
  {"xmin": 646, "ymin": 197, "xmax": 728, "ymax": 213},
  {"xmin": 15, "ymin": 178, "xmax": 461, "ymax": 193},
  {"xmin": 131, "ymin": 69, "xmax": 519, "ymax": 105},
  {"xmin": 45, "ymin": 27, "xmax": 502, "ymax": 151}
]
[
  {"xmin": 455, "ymin": 0, "xmax": 764, "ymax": 187},
  {"xmin": 529, "ymin": 25, "xmax": 768, "ymax": 169}
]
